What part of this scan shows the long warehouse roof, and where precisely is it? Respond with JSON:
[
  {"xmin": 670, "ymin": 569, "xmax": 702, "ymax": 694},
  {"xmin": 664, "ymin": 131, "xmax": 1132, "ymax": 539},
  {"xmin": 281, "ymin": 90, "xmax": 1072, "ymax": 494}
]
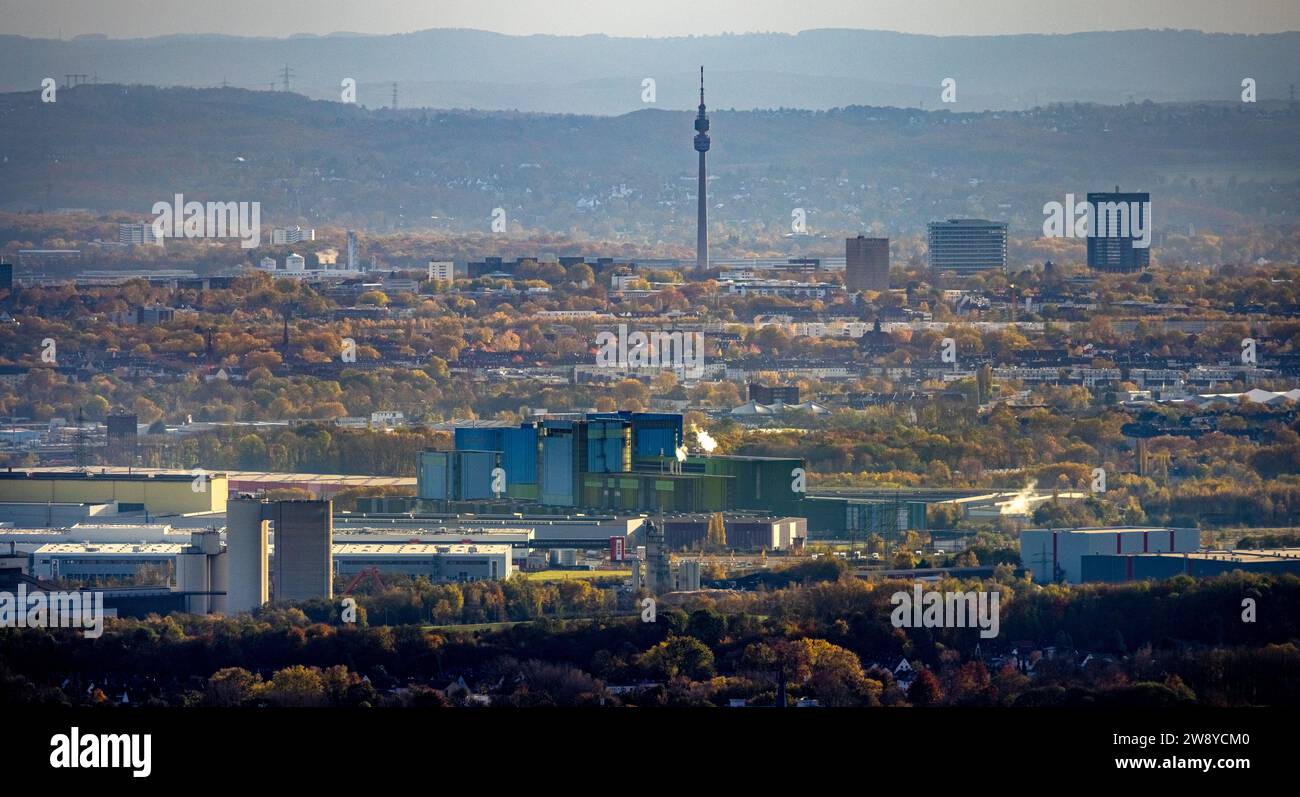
[{"xmin": 9, "ymin": 466, "xmax": 414, "ymax": 488}]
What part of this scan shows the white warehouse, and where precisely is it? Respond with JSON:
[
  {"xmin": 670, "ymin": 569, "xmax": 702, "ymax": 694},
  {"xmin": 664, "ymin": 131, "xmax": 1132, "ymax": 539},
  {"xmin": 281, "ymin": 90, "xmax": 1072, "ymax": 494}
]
[
  {"xmin": 1020, "ymin": 527, "xmax": 1201, "ymax": 584},
  {"xmin": 333, "ymin": 543, "xmax": 513, "ymax": 583}
]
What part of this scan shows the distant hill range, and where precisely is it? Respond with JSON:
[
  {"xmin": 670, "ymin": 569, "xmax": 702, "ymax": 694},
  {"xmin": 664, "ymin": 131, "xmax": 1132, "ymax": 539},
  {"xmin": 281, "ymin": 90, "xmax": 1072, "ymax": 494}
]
[
  {"xmin": 1, "ymin": 28, "xmax": 1299, "ymax": 113},
  {"xmin": 1, "ymin": 83, "xmax": 1298, "ymax": 249}
]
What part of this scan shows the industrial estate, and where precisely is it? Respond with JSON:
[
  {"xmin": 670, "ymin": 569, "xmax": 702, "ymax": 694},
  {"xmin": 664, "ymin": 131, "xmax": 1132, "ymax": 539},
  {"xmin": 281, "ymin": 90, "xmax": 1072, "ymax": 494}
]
[{"xmin": 1, "ymin": 6, "xmax": 1298, "ymax": 754}]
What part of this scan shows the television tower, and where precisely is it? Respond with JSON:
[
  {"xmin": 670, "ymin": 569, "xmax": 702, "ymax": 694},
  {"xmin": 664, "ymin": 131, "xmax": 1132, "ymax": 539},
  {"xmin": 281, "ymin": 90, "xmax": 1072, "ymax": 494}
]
[{"xmin": 694, "ymin": 66, "xmax": 710, "ymax": 270}]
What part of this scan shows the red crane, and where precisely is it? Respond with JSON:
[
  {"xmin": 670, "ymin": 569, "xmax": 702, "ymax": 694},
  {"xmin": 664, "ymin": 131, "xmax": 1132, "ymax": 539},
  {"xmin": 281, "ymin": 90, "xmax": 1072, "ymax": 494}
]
[{"xmin": 343, "ymin": 567, "xmax": 384, "ymax": 594}]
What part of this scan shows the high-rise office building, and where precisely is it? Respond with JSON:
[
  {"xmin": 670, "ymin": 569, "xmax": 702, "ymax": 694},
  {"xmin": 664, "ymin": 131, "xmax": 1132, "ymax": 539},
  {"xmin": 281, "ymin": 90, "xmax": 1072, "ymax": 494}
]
[
  {"xmin": 1087, "ymin": 190, "xmax": 1151, "ymax": 273},
  {"xmin": 118, "ymin": 222, "xmax": 162, "ymax": 246},
  {"xmin": 694, "ymin": 67, "xmax": 711, "ymax": 270},
  {"xmin": 273, "ymin": 500, "xmax": 333, "ymax": 603},
  {"xmin": 0, "ymin": 261, "xmax": 12, "ymax": 290},
  {"xmin": 846, "ymin": 235, "xmax": 890, "ymax": 291},
  {"xmin": 927, "ymin": 219, "xmax": 1008, "ymax": 274}
]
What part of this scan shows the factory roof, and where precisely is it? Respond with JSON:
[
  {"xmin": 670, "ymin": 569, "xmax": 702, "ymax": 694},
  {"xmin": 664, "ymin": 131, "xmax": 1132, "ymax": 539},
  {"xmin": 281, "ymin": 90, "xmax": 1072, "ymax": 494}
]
[
  {"xmin": 32, "ymin": 542, "xmax": 516, "ymax": 557},
  {"xmin": 1024, "ymin": 526, "xmax": 1195, "ymax": 534},
  {"xmin": 337, "ymin": 514, "xmax": 638, "ymax": 526},
  {"xmin": 1105, "ymin": 548, "xmax": 1300, "ymax": 562},
  {"xmin": 0, "ymin": 529, "xmax": 66, "ymax": 537},
  {"xmin": 334, "ymin": 527, "xmax": 533, "ymax": 538},
  {"xmin": 333, "ymin": 543, "xmax": 512, "ymax": 556},
  {"xmin": 4, "ymin": 466, "xmax": 412, "ymax": 489},
  {"xmin": 34, "ymin": 542, "xmax": 187, "ymax": 555},
  {"xmin": 0, "ymin": 469, "xmax": 224, "ymax": 483},
  {"xmin": 662, "ymin": 514, "xmax": 804, "ymax": 524},
  {"xmin": 1244, "ymin": 548, "xmax": 1300, "ymax": 558}
]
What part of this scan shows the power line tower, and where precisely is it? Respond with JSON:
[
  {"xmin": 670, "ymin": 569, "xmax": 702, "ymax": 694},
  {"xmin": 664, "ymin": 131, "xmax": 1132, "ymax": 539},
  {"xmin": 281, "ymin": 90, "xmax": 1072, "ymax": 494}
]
[
  {"xmin": 1029, "ymin": 539, "xmax": 1059, "ymax": 584},
  {"xmin": 391, "ymin": 82, "xmax": 398, "ymax": 109},
  {"xmin": 279, "ymin": 64, "xmax": 296, "ymax": 92}
]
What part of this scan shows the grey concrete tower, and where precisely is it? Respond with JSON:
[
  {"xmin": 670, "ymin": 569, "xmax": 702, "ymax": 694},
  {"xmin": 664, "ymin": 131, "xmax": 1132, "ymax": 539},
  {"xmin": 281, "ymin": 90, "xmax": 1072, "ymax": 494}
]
[{"xmin": 694, "ymin": 66, "xmax": 710, "ymax": 270}]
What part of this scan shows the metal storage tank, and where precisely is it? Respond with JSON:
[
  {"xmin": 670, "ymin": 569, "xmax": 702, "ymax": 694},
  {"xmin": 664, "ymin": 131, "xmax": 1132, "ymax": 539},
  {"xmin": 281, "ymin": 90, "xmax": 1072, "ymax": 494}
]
[
  {"xmin": 548, "ymin": 548, "xmax": 578, "ymax": 567},
  {"xmin": 178, "ymin": 543, "xmax": 211, "ymax": 614},
  {"xmin": 209, "ymin": 544, "xmax": 228, "ymax": 614},
  {"xmin": 675, "ymin": 559, "xmax": 702, "ymax": 591}
]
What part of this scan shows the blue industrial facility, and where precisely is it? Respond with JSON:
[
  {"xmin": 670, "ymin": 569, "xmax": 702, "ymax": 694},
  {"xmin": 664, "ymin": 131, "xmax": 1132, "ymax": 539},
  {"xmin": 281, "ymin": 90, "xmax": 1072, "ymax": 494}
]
[{"xmin": 417, "ymin": 412, "xmax": 926, "ymax": 538}]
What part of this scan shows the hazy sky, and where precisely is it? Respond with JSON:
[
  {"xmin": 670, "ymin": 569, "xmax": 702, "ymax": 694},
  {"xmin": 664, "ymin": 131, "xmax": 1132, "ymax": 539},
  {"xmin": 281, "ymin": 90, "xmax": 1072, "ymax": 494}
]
[{"xmin": 1, "ymin": 0, "xmax": 1298, "ymax": 39}]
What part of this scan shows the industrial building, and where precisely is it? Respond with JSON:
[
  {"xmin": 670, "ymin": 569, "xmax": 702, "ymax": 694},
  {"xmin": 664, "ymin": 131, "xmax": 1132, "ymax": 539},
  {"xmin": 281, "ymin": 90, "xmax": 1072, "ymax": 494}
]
[
  {"xmin": 631, "ymin": 552, "xmax": 703, "ymax": 594},
  {"xmin": 9, "ymin": 466, "xmax": 414, "ymax": 502},
  {"xmin": 643, "ymin": 520, "xmax": 672, "ymax": 594},
  {"xmin": 334, "ymin": 543, "xmax": 512, "ymax": 583},
  {"xmin": 226, "ymin": 498, "xmax": 269, "ymax": 612},
  {"xmin": 32, "ymin": 542, "xmax": 182, "ymax": 582},
  {"xmin": 0, "ymin": 522, "xmax": 197, "ymax": 553},
  {"xmin": 1019, "ymin": 527, "xmax": 1201, "ymax": 584},
  {"xmin": 176, "ymin": 530, "xmax": 227, "ymax": 613},
  {"xmin": 418, "ymin": 450, "xmax": 502, "ymax": 501},
  {"xmin": 271, "ymin": 500, "xmax": 333, "ymax": 603},
  {"xmin": 663, "ymin": 515, "xmax": 806, "ymax": 551},
  {"xmin": 1080, "ymin": 548, "xmax": 1300, "ymax": 583},
  {"xmin": 336, "ymin": 512, "xmax": 642, "ymax": 546},
  {"xmin": 418, "ymin": 412, "xmax": 925, "ymax": 539},
  {"xmin": 225, "ymin": 496, "xmax": 332, "ymax": 607},
  {"xmin": 334, "ymin": 527, "xmax": 532, "ymax": 567},
  {"xmin": 19, "ymin": 533, "xmax": 511, "ymax": 609},
  {"xmin": 0, "ymin": 469, "xmax": 228, "ymax": 514}
]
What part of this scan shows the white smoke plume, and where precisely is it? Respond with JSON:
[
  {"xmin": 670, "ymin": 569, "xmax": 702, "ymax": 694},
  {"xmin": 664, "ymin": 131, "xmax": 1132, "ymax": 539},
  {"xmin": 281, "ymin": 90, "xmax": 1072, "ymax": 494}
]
[{"xmin": 1000, "ymin": 482, "xmax": 1037, "ymax": 516}]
